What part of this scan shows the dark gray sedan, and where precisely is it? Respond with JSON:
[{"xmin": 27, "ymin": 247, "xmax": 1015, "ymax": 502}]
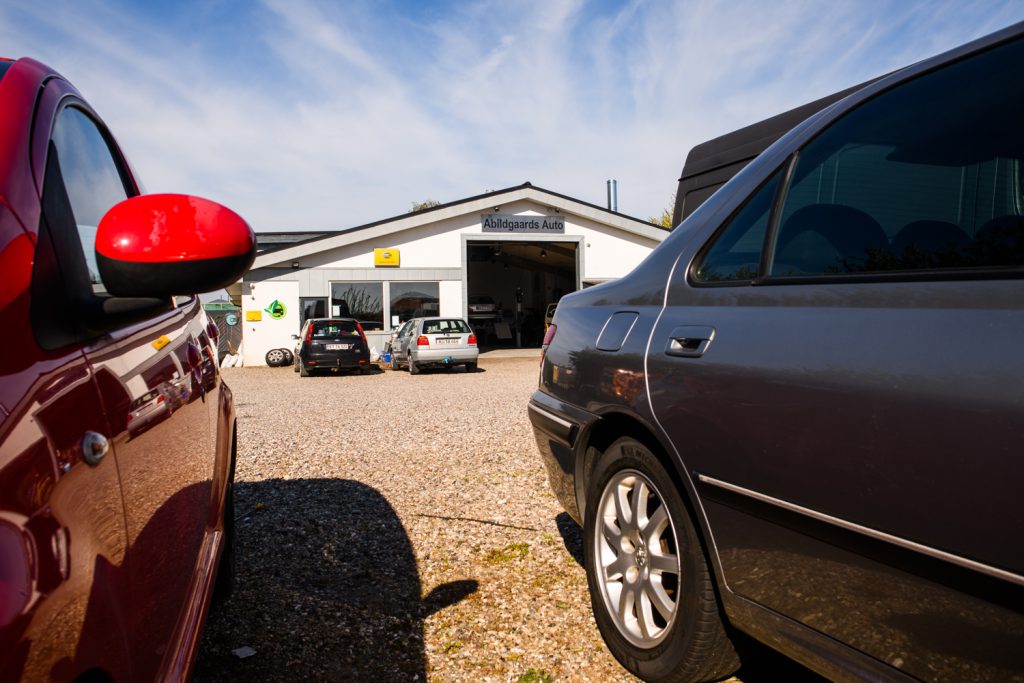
[{"xmin": 529, "ymin": 23, "xmax": 1024, "ymax": 683}]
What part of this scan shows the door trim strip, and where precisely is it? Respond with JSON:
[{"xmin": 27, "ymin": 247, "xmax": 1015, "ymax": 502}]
[{"xmin": 697, "ymin": 474, "xmax": 1024, "ymax": 587}]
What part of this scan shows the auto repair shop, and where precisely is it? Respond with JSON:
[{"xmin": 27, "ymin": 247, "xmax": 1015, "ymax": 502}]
[{"xmin": 231, "ymin": 182, "xmax": 667, "ymax": 365}]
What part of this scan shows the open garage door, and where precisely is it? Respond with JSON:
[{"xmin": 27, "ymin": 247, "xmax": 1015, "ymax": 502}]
[{"xmin": 466, "ymin": 241, "xmax": 577, "ymax": 348}]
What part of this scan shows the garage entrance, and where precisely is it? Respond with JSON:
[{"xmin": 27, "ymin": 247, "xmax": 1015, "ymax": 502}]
[{"xmin": 466, "ymin": 240, "xmax": 578, "ymax": 348}]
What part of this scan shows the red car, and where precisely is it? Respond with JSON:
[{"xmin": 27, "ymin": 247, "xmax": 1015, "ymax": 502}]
[{"xmin": 0, "ymin": 57, "xmax": 255, "ymax": 680}]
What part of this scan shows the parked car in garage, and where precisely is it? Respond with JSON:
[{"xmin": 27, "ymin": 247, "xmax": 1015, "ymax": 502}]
[
  {"xmin": 0, "ymin": 57, "xmax": 254, "ymax": 681},
  {"xmin": 390, "ymin": 317, "xmax": 479, "ymax": 374},
  {"xmin": 529, "ymin": 24, "xmax": 1024, "ymax": 683},
  {"xmin": 292, "ymin": 317, "xmax": 371, "ymax": 376}
]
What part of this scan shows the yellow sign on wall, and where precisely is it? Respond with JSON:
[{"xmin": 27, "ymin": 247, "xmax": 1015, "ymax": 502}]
[
  {"xmin": 374, "ymin": 248, "xmax": 400, "ymax": 267},
  {"xmin": 245, "ymin": 310, "xmax": 263, "ymax": 321}
]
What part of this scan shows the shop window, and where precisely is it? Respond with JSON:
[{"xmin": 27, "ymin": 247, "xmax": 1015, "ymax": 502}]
[
  {"xmin": 330, "ymin": 282, "xmax": 383, "ymax": 326},
  {"xmin": 390, "ymin": 282, "xmax": 439, "ymax": 325},
  {"xmin": 300, "ymin": 297, "xmax": 327, "ymax": 327}
]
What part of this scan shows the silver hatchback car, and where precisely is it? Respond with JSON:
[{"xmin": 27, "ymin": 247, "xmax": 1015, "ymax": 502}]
[{"xmin": 390, "ymin": 317, "xmax": 479, "ymax": 374}]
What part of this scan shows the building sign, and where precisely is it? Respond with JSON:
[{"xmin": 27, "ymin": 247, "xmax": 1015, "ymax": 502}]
[
  {"xmin": 245, "ymin": 310, "xmax": 262, "ymax": 321},
  {"xmin": 481, "ymin": 214, "xmax": 565, "ymax": 233},
  {"xmin": 374, "ymin": 248, "xmax": 400, "ymax": 267},
  {"xmin": 263, "ymin": 300, "xmax": 287, "ymax": 319}
]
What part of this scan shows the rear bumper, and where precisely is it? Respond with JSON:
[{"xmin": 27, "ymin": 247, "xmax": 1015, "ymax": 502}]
[
  {"xmin": 302, "ymin": 350, "xmax": 368, "ymax": 368},
  {"xmin": 527, "ymin": 391, "xmax": 599, "ymax": 525},
  {"xmin": 411, "ymin": 348, "xmax": 479, "ymax": 365}
]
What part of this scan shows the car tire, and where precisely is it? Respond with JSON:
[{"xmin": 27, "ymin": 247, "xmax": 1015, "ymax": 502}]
[
  {"xmin": 409, "ymin": 357, "xmax": 420, "ymax": 375},
  {"xmin": 466, "ymin": 361, "xmax": 478, "ymax": 373},
  {"xmin": 265, "ymin": 348, "xmax": 286, "ymax": 367},
  {"xmin": 583, "ymin": 437, "xmax": 739, "ymax": 683},
  {"xmin": 281, "ymin": 349, "xmax": 294, "ymax": 365}
]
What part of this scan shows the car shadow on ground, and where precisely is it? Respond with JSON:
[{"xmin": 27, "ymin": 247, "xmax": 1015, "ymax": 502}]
[
  {"xmin": 193, "ymin": 478, "xmax": 477, "ymax": 681},
  {"xmin": 553, "ymin": 512, "xmax": 824, "ymax": 682}
]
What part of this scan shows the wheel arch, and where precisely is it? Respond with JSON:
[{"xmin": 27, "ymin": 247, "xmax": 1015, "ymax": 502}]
[{"xmin": 576, "ymin": 409, "xmax": 727, "ymax": 591}]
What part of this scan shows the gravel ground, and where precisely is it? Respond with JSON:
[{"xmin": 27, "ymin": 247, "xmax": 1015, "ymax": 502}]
[
  {"xmin": 192, "ymin": 357, "xmax": 818, "ymax": 682},
  {"xmin": 192, "ymin": 358, "xmax": 634, "ymax": 682}
]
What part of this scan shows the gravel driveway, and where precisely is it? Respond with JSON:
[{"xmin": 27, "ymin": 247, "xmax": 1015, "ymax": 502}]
[
  {"xmin": 192, "ymin": 357, "xmax": 636, "ymax": 682},
  {"xmin": 193, "ymin": 357, "xmax": 817, "ymax": 682}
]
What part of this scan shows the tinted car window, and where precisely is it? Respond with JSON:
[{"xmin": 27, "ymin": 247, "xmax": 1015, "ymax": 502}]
[
  {"xmin": 422, "ymin": 319, "xmax": 470, "ymax": 334},
  {"xmin": 772, "ymin": 38, "xmax": 1024, "ymax": 277},
  {"xmin": 51, "ymin": 106, "xmax": 130, "ymax": 293},
  {"xmin": 693, "ymin": 168, "xmax": 783, "ymax": 282},
  {"xmin": 312, "ymin": 321, "xmax": 360, "ymax": 340}
]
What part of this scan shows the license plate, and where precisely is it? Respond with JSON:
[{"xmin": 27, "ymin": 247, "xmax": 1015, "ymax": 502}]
[
  {"xmin": 325, "ymin": 343, "xmax": 352, "ymax": 350},
  {"xmin": 435, "ymin": 337, "xmax": 459, "ymax": 345}
]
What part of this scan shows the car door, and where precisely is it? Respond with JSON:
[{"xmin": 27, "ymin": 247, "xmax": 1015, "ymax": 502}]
[
  {"xmin": 39, "ymin": 99, "xmax": 215, "ymax": 681},
  {"xmin": 648, "ymin": 37, "xmax": 1024, "ymax": 680},
  {"xmin": 396, "ymin": 319, "xmax": 416, "ymax": 360},
  {"xmin": 0, "ymin": 83, "xmax": 135, "ymax": 680}
]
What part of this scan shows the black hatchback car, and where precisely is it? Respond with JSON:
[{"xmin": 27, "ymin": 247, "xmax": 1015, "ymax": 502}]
[
  {"xmin": 529, "ymin": 23, "xmax": 1024, "ymax": 683},
  {"xmin": 293, "ymin": 318, "xmax": 371, "ymax": 376}
]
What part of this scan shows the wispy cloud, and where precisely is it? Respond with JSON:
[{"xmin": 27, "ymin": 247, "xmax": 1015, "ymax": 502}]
[{"xmin": 1, "ymin": 0, "xmax": 1021, "ymax": 229}]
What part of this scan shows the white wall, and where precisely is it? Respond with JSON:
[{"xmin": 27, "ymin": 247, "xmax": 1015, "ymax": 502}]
[
  {"xmin": 300, "ymin": 199, "xmax": 660, "ymax": 280},
  {"xmin": 242, "ymin": 281, "xmax": 300, "ymax": 366},
  {"xmin": 439, "ymin": 280, "xmax": 462, "ymax": 317}
]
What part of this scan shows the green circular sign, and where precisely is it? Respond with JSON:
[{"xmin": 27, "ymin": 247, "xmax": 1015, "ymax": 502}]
[
  {"xmin": 225, "ymin": 313, "xmax": 238, "ymax": 326},
  {"xmin": 264, "ymin": 299, "xmax": 287, "ymax": 320}
]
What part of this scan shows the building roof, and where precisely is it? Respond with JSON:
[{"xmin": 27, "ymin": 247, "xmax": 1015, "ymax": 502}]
[{"xmin": 253, "ymin": 182, "xmax": 667, "ymax": 269}]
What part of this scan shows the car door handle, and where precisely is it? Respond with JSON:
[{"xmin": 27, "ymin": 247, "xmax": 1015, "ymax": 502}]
[{"xmin": 665, "ymin": 325, "xmax": 716, "ymax": 358}]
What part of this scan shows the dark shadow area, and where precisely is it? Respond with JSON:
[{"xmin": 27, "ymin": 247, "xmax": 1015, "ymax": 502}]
[
  {"xmin": 732, "ymin": 634, "xmax": 828, "ymax": 682},
  {"xmin": 193, "ymin": 479, "xmax": 477, "ymax": 681},
  {"xmin": 555, "ymin": 512, "xmax": 584, "ymax": 567}
]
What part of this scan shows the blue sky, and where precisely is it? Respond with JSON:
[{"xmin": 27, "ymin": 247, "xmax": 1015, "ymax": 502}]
[{"xmin": 3, "ymin": 1, "xmax": 1023, "ymax": 231}]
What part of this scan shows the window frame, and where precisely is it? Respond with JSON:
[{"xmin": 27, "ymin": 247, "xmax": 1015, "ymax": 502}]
[{"xmin": 688, "ymin": 36, "xmax": 1024, "ymax": 289}]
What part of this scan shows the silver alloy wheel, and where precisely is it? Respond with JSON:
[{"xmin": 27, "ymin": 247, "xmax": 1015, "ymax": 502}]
[
  {"xmin": 595, "ymin": 468, "xmax": 681, "ymax": 649},
  {"xmin": 266, "ymin": 348, "xmax": 285, "ymax": 365}
]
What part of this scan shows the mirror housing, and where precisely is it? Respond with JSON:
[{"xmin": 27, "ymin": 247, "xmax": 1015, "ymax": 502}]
[{"xmin": 96, "ymin": 194, "xmax": 255, "ymax": 298}]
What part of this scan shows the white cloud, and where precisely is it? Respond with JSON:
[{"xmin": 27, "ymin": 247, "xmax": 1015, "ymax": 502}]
[{"xmin": 1, "ymin": 0, "xmax": 1021, "ymax": 229}]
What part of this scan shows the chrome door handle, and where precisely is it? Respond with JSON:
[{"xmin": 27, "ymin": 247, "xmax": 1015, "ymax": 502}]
[
  {"xmin": 665, "ymin": 325, "xmax": 716, "ymax": 358},
  {"xmin": 81, "ymin": 431, "xmax": 109, "ymax": 466}
]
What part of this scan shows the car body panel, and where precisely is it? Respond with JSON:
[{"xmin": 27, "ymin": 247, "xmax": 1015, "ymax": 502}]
[
  {"xmin": 531, "ymin": 23, "xmax": 1024, "ymax": 681},
  {"xmin": 0, "ymin": 56, "xmax": 236, "ymax": 682}
]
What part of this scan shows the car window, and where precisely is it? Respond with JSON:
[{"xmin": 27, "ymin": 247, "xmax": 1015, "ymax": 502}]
[
  {"xmin": 422, "ymin": 319, "xmax": 470, "ymax": 334},
  {"xmin": 693, "ymin": 168, "xmax": 784, "ymax": 282},
  {"xmin": 771, "ymin": 37, "xmax": 1024, "ymax": 277},
  {"xmin": 313, "ymin": 321, "xmax": 360, "ymax": 339},
  {"xmin": 50, "ymin": 106, "xmax": 131, "ymax": 294}
]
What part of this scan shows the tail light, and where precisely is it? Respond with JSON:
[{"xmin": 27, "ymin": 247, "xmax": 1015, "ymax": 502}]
[
  {"xmin": 468, "ymin": 334, "xmax": 477, "ymax": 346},
  {"xmin": 304, "ymin": 324, "xmax": 314, "ymax": 344},
  {"xmin": 542, "ymin": 324, "xmax": 557, "ymax": 347},
  {"xmin": 157, "ymin": 395, "xmax": 165, "ymax": 404},
  {"xmin": 417, "ymin": 335, "xmax": 429, "ymax": 346},
  {"xmin": 356, "ymin": 322, "xmax": 367, "ymax": 345},
  {"xmin": 541, "ymin": 324, "xmax": 557, "ymax": 366}
]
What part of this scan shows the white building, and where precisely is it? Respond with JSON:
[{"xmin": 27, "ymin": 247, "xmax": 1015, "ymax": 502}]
[{"xmin": 232, "ymin": 182, "xmax": 667, "ymax": 365}]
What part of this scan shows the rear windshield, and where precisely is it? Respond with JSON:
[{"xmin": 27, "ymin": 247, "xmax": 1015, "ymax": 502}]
[
  {"xmin": 313, "ymin": 321, "xmax": 360, "ymax": 340},
  {"xmin": 423, "ymin": 319, "xmax": 471, "ymax": 334}
]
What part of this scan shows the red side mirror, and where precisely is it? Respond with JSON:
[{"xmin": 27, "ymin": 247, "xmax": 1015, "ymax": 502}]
[{"xmin": 96, "ymin": 194, "xmax": 255, "ymax": 298}]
